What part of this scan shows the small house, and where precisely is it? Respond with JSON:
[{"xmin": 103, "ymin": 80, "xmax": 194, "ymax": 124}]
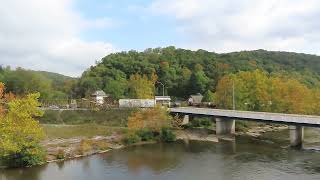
[
  {"xmin": 155, "ymin": 96, "xmax": 171, "ymax": 107},
  {"xmin": 188, "ymin": 93, "xmax": 203, "ymax": 106},
  {"xmin": 91, "ymin": 90, "xmax": 108, "ymax": 104}
]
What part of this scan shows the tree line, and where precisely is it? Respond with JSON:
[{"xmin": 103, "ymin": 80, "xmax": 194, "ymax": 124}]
[
  {"xmin": 215, "ymin": 70, "xmax": 320, "ymax": 115},
  {"xmin": 0, "ymin": 66, "xmax": 77, "ymax": 99},
  {"xmin": 1, "ymin": 47, "xmax": 320, "ymax": 115},
  {"xmin": 74, "ymin": 47, "xmax": 320, "ymax": 100}
]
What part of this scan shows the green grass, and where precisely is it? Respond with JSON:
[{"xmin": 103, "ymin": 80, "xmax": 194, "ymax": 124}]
[
  {"xmin": 38, "ymin": 108, "xmax": 136, "ymax": 126},
  {"xmin": 42, "ymin": 124, "xmax": 127, "ymax": 139}
]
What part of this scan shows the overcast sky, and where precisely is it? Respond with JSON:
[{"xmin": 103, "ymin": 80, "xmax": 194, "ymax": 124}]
[{"xmin": 1, "ymin": 0, "xmax": 320, "ymax": 77}]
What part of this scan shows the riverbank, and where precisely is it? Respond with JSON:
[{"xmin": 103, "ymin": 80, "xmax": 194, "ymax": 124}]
[
  {"xmin": 237, "ymin": 124, "xmax": 288, "ymax": 137},
  {"xmin": 0, "ymin": 122, "xmax": 289, "ymax": 168},
  {"xmin": 42, "ymin": 123, "xmax": 289, "ymax": 163},
  {"xmin": 3, "ymin": 134, "xmax": 320, "ymax": 180}
]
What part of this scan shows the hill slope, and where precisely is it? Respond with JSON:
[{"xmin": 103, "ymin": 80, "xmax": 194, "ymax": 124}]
[
  {"xmin": 0, "ymin": 67, "xmax": 76, "ymax": 98},
  {"xmin": 75, "ymin": 47, "xmax": 320, "ymax": 98}
]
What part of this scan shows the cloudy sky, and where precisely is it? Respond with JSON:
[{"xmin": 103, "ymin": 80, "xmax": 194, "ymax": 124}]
[{"xmin": 1, "ymin": 0, "xmax": 320, "ymax": 77}]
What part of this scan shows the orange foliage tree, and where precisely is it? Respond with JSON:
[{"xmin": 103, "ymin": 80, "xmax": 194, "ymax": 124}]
[{"xmin": 127, "ymin": 106, "xmax": 171, "ymax": 132}]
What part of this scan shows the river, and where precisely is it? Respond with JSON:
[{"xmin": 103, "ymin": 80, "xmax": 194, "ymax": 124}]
[{"xmin": 1, "ymin": 128, "xmax": 320, "ymax": 180}]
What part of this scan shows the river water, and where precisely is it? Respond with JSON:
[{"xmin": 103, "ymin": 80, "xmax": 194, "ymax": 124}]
[{"xmin": 1, "ymin": 128, "xmax": 320, "ymax": 180}]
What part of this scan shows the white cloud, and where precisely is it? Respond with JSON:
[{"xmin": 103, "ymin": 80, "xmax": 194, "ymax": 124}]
[
  {"xmin": 150, "ymin": 0, "xmax": 320, "ymax": 54},
  {"xmin": 0, "ymin": 0, "xmax": 116, "ymax": 77}
]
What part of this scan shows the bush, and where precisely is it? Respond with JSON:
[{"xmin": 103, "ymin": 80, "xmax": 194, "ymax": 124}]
[
  {"xmin": 2, "ymin": 146, "xmax": 45, "ymax": 167},
  {"xmin": 123, "ymin": 134, "xmax": 141, "ymax": 145},
  {"xmin": 189, "ymin": 118, "xmax": 212, "ymax": 128},
  {"xmin": 77, "ymin": 139, "xmax": 93, "ymax": 155},
  {"xmin": 200, "ymin": 118, "xmax": 212, "ymax": 127},
  {"xmin": 160, "ymin": 128, "xmax": 176, "ymax": 142},
  {"xmin": 93, "ymin": 141, "xmax": 109, "ymax": 150},
  {"xmin": 181, "ymin": 123, "xmax": 193, "ymax": 129},
  {"xmin": 135, "ymin": 129, "xmax": 154, "ymax": 141},
  {"xmin": 191, "ymin": 119, "xmax": 202, "ymax": 127},
  {"xmin": 235, "ymin": 121, "xmax": 249, "ymax": 132},
  {"xmin": 56, "ymin": 149, "xmax": 65, "ymax": 160},
  {"xmin": 127, "ymin": 106, "xmax": 171, "ymax": 132}
]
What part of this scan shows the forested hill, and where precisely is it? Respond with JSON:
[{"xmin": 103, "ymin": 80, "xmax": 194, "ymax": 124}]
[
  {"xmin": 0, "ymin": 67, "xmax": 77, "ymax": 99},
  {"xmin": 75, "ymin": 47, "xmax": 320, "ymax": 99},
  {"xmin": 224, "ymin": 50, "xmax": 320, "ymax": 74},
  {"xmin": 33, "ymin": 71, "xmax": 76, "ymax": 87}
]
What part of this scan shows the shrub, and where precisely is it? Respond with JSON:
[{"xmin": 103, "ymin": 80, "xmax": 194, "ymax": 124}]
[
  {"xmin": 127, "ymin": 106, "xmax": 171, "ymax": 132},
  {"xmin": 123, "ymin": 134, "xmax": 141, "ymax": 145},
  {"xmin": 77, "ymin": 139, "xmax": 93, "ymax": 155},
  {"xmin": 171, "ymin": 114, "xmax": 182, "ymax": 129},
  {"xmin": 135, "ymin": 129, "xmax": 154, "ymax": 141},
  {"xmin": 94, "ymin": 141, "xmax": 110, "ymax": 150},
  {"xmin": 181, "ymin": 123, "xmax": 193, "ymax": 129},
  {"xmin": 235, "ymin": 121, "xmax": 249, "ymax": 132},
  {"xmin": 191, "ymin": 119, "xmax": 202, "ymax": 127},
  {"xmin": 188, "ymin": 118, "xmax": 212, "ymax": 128},
  {"xmin": 160, "ymin": 128, "xmax": 176, "ymax": 142},
  {"xmin": 200, "ymin": 118, "xmax": 212, "ymax": 127},
  {"xmin": 2, "ymin": 146, "xmax": 45, "ymax": 167},
  {"xmin": 56, "ymin": 149, "xmax": 65, "ymax": 160}
]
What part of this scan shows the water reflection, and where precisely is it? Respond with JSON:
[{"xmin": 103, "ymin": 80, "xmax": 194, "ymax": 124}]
[
  {"xmin": 0, "ymin": 164, "xmax": 47, "ymax": 180},
  {"xmin": 102, "ymin": 142, "xmax": 184, "ymax": 174}
]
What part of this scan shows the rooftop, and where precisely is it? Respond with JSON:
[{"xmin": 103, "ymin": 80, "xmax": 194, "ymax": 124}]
[{"xmin": 91, "ymin": 90, "xmax": 108, "ymax": 97}]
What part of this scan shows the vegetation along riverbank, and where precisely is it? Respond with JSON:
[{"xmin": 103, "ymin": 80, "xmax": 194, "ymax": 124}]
[
  {"xmin": 2, "ymin": 47, "xmax": 320, "ymax": 168},
  {"xmin": 0, "ymin": 83, "xmax": 293, "ymax": 169},
  {"xmin": 39, "ymin": 108, "xmax": 288, "ymax": 165}
]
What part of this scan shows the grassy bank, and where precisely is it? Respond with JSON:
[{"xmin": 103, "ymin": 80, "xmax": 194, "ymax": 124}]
[
  {"xmin": 42, "ymin": 124, "xmax": 127, "ymax": 139},
  {"xmin": 38, "ymin": 108, "xmax": 136, "ymax": 126}
]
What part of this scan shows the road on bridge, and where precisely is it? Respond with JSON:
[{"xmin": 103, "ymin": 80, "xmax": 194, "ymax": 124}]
[{"xmin": 169, "ymin": 107, "xmax": 320, "ymax": 127}]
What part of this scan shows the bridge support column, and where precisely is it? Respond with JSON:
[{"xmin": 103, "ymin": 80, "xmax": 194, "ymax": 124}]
[
  {"xmin": 215, "ymin": 117, "xmax": 235, "ymax": 135},
  {"xmin": 182, "ymin": 115, "xmax": 193, "ymax": 125},
  {"xmin": 289, "ymin": 125, "xmax": 304, "ymax": 148}
]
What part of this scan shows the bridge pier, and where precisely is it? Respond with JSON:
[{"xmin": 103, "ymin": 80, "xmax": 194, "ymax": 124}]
[
  {"xmin": 289, "ymin": 125, "xmax": 304, "ymax": 148},
  {"xmin": 215, "ymin": 117, "xmax": 235, "ymax": 135},
  {"xmin": 182, "ymin": 115, "xmax": 193, "ymax": 125}
]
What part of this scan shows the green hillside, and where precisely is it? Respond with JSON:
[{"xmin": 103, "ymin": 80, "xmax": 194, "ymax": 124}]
[
  {"xmin": 0, "ymin": 67, "xmax": 77, "ymax": 99},
  {"xmin": 74, "ymin": 47, "xmax": 320, "ymax": 99}
]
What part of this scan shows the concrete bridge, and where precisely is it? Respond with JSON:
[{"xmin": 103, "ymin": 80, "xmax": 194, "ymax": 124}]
[{"xmin": 169, "ymin": 107, "xmax": 320, "ymax": 147}]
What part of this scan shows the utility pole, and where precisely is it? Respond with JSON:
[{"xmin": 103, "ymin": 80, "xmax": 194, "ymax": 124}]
[
  {"xmin": 157, "ymin": 81, "xmax": 165, "ymax": 96},
  {"xmin": 232, "ymin": 80, "xmax": 235, "ymax": 110}
]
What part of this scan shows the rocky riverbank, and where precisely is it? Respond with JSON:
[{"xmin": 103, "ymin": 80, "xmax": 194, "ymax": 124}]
[
  {"xmin": 42, "ymin": 133, "xmax": 125, "ymax": 162},
  {"xmin": 175, "ymin": 129, "xmax": 219, "ymax": 142},
  {"xmin": 175, "ymin": 124, "xmax": 288, "ymax": 143},
  {"xmin": 41, "ymin": 124, "xmax": 288, "ymax": 163},
  {"xmin": 237, "ymin": 124, "xmax": 288, "ymax": 137}
]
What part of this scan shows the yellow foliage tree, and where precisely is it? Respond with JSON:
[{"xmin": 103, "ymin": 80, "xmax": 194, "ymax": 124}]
[
  {"xmin": 0, "ymin": 83, "xmax": 45, "ymax": 167},
  {"xmin": 128, "ymin": 74, "xmax": 156, "ymax": 99},
  {"xmin": 127, "ymin": 106, "xmax": 171, "ymax": 132},
  {"xmin": 215, "ymin": 70, "xmax": 319, "ymax": 115}
]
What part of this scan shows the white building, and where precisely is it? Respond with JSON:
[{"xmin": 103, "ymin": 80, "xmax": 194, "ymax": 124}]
[
  {"xmin": 155, "ymin": 96, "xmax": 171, "ymax": 107},
  {"xmin": 91, "ymin": 90, "xmax": 108, "ymax": 104}
]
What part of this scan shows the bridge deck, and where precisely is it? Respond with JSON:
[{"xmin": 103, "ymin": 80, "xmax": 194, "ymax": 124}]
[{"xmin": 170, "ymin": 107, "xmax": 320, "ymax": 127}]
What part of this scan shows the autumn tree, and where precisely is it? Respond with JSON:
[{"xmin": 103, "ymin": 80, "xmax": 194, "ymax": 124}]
[
  {"xmin": 0, "ymin": 83, "xmax": 45, "ymax": 167},
  {"xmin": 128, "ymin": 73, "xmax": 156, "ymax": 99},
  {"xmin": 215, "ymin": 76, "xmax": 233, "ymax": 109},
  {"xmin": 127, "ymin": 106, "xmax": 171, "ymax": 132},
  {"xmin": 215, "ymin": 70, "xmax": 319, "ymax": 115}
]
